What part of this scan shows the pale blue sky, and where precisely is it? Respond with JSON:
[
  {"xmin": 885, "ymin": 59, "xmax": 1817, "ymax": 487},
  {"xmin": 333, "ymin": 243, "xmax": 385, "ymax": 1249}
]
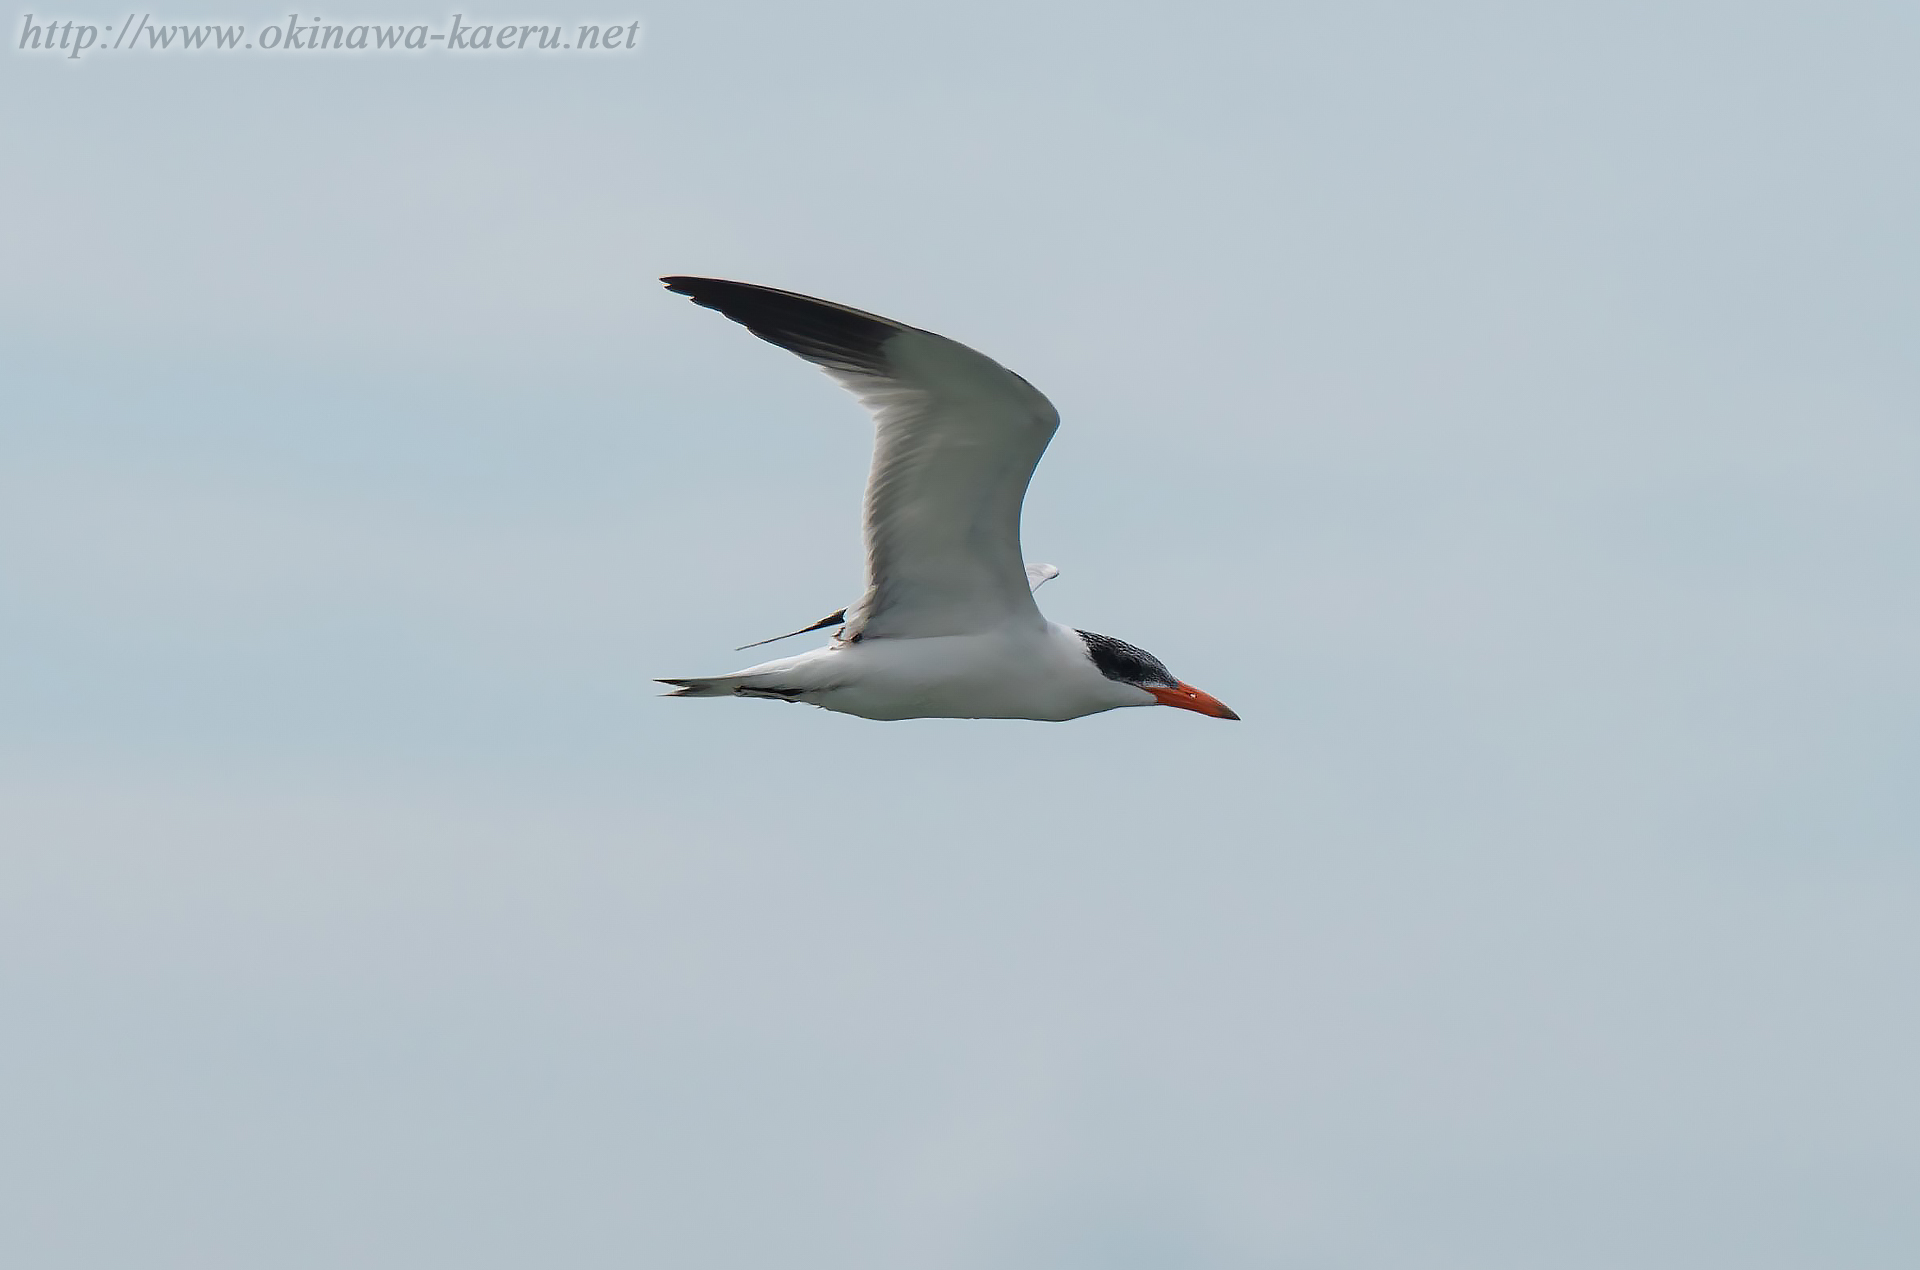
[{"xmin": 3, "ymin": 3, "xmax": 1917, "ymax": 1267}]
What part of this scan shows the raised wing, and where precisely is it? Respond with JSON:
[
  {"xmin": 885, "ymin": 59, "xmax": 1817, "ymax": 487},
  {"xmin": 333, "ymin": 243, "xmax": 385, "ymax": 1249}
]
[
  {"xmin": 664, "ymin": 277, "xmax": 1060, "ymax": 639},
  {"xmin": 735, "ymin": 562, "xmax": 1060, "ymax": 652}
]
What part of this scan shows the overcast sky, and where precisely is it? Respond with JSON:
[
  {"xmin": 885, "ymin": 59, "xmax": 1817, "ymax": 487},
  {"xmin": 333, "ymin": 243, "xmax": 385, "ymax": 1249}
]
[{"xmin": 4, "ymin": 2, "xmax": 1917, "ymax": 1267}]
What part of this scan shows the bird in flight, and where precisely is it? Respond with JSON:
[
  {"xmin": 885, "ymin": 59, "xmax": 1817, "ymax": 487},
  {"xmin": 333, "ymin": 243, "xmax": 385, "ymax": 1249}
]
[{"xmin": 658, "ymin": 277, "xmax": 1238, "ymax": 723}]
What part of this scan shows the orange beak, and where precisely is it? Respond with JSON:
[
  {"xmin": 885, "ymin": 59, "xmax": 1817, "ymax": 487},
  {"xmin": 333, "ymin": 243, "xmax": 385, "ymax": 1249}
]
[{"xmin": 1147, "ymin": 682, "xmax": 1240, "ymax": 720}]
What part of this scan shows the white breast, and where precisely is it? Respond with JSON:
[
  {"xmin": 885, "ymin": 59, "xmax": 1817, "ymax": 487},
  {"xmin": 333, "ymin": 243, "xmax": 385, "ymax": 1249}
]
[{"xmin": 798, "ymin": 623, "xmax": 1155, "ymax": 722}]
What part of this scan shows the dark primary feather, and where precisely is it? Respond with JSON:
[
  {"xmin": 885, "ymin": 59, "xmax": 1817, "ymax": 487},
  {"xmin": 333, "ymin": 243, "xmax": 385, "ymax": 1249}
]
[
  {"xmin": 1076, "ymin": 630, "xmax": 1178, "ymax": 687},
  {"xmin": 662, "ymin": 276, "xmax": 904, "ymax": 376},
  {"xmin": 735, "ymin": 608, "xmax": 848, "ymax": 652}
]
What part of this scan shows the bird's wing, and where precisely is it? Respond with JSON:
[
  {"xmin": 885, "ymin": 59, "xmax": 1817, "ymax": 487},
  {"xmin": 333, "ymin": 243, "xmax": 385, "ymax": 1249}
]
[
  {"xmin": 1025, "ymin": 563, "xmax": 1060, "ymax": 591},
  {"xmin": 665, "ymin": 277, "xmax": 1060, "ymax": 639},
  {"xmin": 737, "ymin": 563, "xmax": 1055, "ymax": 651}
]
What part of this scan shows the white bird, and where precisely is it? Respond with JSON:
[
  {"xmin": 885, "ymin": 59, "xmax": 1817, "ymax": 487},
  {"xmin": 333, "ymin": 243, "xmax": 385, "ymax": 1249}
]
[{"xmin": 658, "ymin": 277, "xmax": 1238, "ymax": 723}]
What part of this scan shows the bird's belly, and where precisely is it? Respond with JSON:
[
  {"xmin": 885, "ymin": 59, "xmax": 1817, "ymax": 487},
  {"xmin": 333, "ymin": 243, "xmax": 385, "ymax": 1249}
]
[{"xmin": 809, "ymin": 633, "xmax": 1112, "ymax": 722}]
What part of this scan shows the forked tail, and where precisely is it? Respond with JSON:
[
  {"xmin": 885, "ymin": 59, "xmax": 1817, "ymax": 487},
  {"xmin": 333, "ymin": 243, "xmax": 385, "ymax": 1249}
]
[{"xmin": 657, "ymin": 676, "xmax": 804, "ymax": 701}]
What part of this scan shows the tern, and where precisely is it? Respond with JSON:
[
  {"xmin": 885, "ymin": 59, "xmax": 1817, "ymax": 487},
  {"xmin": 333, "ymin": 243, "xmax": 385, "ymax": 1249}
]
[{"xmin": 658, "ymin": 277, "xmax": 1238, "ymax": 723}]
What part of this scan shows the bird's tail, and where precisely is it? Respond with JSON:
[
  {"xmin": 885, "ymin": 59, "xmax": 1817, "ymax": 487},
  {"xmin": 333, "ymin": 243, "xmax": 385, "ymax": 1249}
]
[
  {"xmin": 657, "ymin": 675, "xmax": 738, "ymax": 698},
  {"xmin": 657, "ymin": 674, "xmax": 805, "ymax": 701},
  {"xmin": 658, "ymin": 649, "xmax": 825, "ymax": 702}
]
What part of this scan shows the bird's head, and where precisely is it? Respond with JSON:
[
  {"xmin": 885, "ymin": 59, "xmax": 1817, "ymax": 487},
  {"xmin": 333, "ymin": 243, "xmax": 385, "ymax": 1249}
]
[{"xmin": 1076, "ymin": 630, "xmax": 1239, "ymax": 720}]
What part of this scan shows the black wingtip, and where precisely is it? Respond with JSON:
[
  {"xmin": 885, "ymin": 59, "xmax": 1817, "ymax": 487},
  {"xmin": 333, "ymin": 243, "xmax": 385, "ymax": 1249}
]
[
  {"xmin": 733, "ymin": 607, "xmax": 848, "ymax": 652},
  {"xmin": 662, "ymin": 275, "xmax": 731, "ymax": 307},
  {"xmin": 660, "ymin": 276, "xmax": 901, "ymax": 376},
  {"xmin": 661, "ymin": 276, "xmax": 766, "ymax": 312}
]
